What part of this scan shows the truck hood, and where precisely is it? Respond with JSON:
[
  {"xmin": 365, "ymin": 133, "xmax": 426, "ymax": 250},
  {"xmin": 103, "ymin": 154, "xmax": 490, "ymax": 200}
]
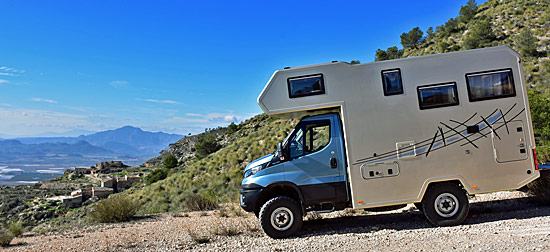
[{"xmin": 245, "ymin": 154, "xmax": 274, "ymax": 171}]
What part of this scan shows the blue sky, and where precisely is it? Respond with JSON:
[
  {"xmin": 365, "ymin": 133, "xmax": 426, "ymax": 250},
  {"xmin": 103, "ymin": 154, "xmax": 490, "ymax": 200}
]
[{"xmin": 0, "ymin": 0, "xmax": 483, "ymax": 137}]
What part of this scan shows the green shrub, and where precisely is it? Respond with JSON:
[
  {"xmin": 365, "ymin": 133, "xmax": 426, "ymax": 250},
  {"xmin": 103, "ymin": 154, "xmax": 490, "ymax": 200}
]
[
  {"xmin": 0, "ymin": 228, "xmax": 13, "ymax": 247},
  {"xmin": 195, "ymin": 135, "xmax": 221, "ymax": 159},
  {"xmin": 227, "ymin": 122, "xmax": 238, "ymax": 134},
  {"xmin": 8, "ymin": 221, "xmax": 23, "ymax": 237},
  {"xmin": 184, "ymin": 193, "xmax": 218, "ymax": 211},
  {"xmin": 89, "ymin": 194, "xmax": 141, "ymax": 223},
  {"xmin": 163, "ymin": 155, "xmax": 178, "ymax": 169},
  {"xmin": 145, "ymin": 168, "xmax": 169, "ymax": 185}
]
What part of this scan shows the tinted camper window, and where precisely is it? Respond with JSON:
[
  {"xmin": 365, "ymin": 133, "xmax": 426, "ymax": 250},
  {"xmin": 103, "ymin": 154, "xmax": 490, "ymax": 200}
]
[
  {"xmin": 288, "ymin": 74, "xmax": 325, "ymax": 98},
  {"xmin": 417, "ymin": 82, "xmax": 459, "ymax": 110},
  {"xmin": 381, "ymin": 69, "xmax": 403, "ymax": 96},
  {"xmin": 466, "ymin": 69, "xmax": 516, "ymax": 101}
]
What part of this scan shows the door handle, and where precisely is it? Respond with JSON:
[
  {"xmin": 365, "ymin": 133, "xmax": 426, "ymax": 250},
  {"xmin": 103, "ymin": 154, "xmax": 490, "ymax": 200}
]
[{"xmin": 330, "ymin": 158, "xmax": 337, "ymax": 169}]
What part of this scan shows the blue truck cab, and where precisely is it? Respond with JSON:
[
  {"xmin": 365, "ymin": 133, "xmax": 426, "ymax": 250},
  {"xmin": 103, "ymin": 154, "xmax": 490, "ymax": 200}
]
[{"xmin": 240, "ymin": 113, "xmax": 349, "ymax": 238}]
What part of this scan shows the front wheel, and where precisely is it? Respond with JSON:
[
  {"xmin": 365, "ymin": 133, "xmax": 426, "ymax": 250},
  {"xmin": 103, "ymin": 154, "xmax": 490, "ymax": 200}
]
[
  {"xmin": 259, "ymin": 196, "xmax": 302, "ymax": 239},
  {"xmin": 422, "ymin": 182, "xmax": 469, "ymax": 226}
]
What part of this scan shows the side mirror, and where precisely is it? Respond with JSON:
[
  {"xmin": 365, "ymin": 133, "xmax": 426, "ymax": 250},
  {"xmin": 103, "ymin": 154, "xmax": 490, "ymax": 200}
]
[{"xmin": 277, "ymin": 142, "xmax": 286, "ymax": 161}]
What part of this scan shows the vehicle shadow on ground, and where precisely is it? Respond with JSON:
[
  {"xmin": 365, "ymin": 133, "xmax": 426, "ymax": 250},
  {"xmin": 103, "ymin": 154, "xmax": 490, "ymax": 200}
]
[{"xmin": 299, "ymin": 196, "xmax": 550, "ymax": 237}]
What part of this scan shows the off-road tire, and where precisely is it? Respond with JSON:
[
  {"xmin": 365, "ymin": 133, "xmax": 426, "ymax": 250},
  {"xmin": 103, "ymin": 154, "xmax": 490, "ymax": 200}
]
[
  {"xmin": 259, "ymin": 196, "xmax": 302, "ymax": 239},
  {"xmin": 422, "ymin": 182, "xmax": 469, "ymax": 226}
]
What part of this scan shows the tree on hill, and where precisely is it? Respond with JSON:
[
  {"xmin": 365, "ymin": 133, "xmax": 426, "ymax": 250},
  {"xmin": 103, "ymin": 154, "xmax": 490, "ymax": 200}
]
[
  {"xmin": 163, "ymin": 154, "xmax": 178, "ymax": 169},
  {"xmin": 463, "ymin": 20, "xmax": 496, "ymax": 49},
  {"xmin": 516, "ymin": 29, "xmax": 538, "ymax": 57},
  {"xmin": 375, "ymin": 46, "xmax": 403, "ymax": 62},
  {"xmin": 426, "ymin": 27, "xmax": 434, "ymax": 38},
  {"xmin": 350, "ymin": 60, "xmax": 361, "ymax": 64},
  {"xmin": 227, "ymin": 122, "xmax": 238, "ymax": 134},
  {"xmin": 400, "ymin": 27, "xmax": 424, "ymax": 49},
  {"xmin": 195, "ymin": 134, "xmax": 221, "ymax": 159},
  {"xmin": 458, "ymin": 0, "xmax": 478, "ymax": 24}
]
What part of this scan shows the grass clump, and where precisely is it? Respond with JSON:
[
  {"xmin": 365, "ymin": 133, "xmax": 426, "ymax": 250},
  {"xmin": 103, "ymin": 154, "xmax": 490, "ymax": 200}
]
[
  {"xmin": 8, "ymin": 221, "xmax": 24, "ymax": 237},
  {"xmin": 209, "ymin": 224, "xmax": 241, "ymax": 236},
  {"xmin": 187, "ymin": 229, "xmax": 210, "ymax": 244},
  {"xmin": 0, "ymin": 228, "xmax": 14, "ymax": 247},
  {"xmin": 184, "ymin": 193, "xmax": 218, "ymax": 211},
  {"xmin": 89, "ymin": 194, "xmax": 141, "ymax": 223}
]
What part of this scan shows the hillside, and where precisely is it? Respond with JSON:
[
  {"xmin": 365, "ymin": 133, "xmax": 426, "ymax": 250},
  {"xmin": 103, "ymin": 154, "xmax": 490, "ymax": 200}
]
[
  {"xmin": 377, "ymin": 0, "xmax": 549, "ymax": 90},
  {"xmin": 126, "ymin": 0, "xmax": 550, "ymax": 213},
  {"xmin": 128, "ymin": 114, "xmax": 295, "ymax": 213}
]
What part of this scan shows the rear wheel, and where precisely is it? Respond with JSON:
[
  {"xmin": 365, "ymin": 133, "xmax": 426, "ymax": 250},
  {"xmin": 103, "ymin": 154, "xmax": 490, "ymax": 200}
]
[
  {"xmin": 422, "ymin": 182, "xmax": 469, "ymax": 226},
  {"xmin": 259, "ymin": 196, "xmax": 302, "ymax": 239}
]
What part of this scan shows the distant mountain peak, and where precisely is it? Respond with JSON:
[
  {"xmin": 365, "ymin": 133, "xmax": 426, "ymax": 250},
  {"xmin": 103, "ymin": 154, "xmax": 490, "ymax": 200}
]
[{"xmin": 118, "ymin": 125, "xmax": 142, "ymax": 131}]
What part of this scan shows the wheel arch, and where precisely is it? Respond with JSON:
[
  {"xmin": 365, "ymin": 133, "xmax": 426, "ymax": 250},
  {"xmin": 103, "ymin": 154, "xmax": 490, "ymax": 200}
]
[
  {"xmin": 255, "ymin": 182, "xmax": 305, "ymax": 214},
  {"xmin": 417, "ymin": 177, "xmax": 471, "ymax": 202}
]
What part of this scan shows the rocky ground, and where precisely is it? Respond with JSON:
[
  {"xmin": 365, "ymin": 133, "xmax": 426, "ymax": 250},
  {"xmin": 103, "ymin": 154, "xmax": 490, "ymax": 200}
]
[{"xmin": 4, "ymin": 191, "xmax": 550, "ymax": 252}]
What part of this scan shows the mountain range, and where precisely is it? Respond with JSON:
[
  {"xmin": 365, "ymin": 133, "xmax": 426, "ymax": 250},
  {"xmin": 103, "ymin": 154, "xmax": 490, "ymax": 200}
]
[{"xmin": 0, "ymin": 126, "xmax": 183, "ymax": 166}]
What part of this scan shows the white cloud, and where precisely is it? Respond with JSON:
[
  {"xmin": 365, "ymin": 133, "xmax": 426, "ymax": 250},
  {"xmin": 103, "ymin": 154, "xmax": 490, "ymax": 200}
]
[
  {"xmin": 109, "ymin": 80, "xmax": 128, "ymax": 88},
  {"xmin": 31, "ymin": 98, "xmax": 58, "ymax": 104},
  {"xmin": 0, "ymin": 79, "xmax": 8, "ymax": 84},
  {"xmin": 163, "ymin": 112, "xmax": 254, "ymax": 124},
  {"xmin": 136, "ymin": 98, "xmax": 180, "ymax": 104},
  {"xmin": 0, "ymin": 108, "xmax": 109, "ymax": 136},
  {"xmin": 185, "ymin": 113, "xmax": 202, "ymax": 117},
  {"xmin": 0, "ymin": 66, "xmax": 24, "ymax": 77},
  {"xmin": 0, "ymin": 103, "xmax": 12, "ymax": 107}
]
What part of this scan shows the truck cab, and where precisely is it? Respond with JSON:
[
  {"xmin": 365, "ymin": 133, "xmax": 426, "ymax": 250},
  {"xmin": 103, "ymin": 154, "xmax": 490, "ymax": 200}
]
[{"xmin": 240, "ymin": 113, "xmax": 348, "ymax": 237}]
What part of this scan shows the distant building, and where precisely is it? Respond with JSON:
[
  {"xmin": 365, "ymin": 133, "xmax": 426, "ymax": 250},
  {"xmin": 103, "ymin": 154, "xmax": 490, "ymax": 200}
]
[
  {"xmin": 101, "ymin": 177, "xmax": 115, "ymax": 188},
  {"xmin": 71, "ymin": 188, "xmax": 93, "ymax": 201},
  {"xmin": 100, "ymin": 175, "xmax": 141, "ymax": 192},
  {"xmin": 74, "ymin": 167, "xmax": 92, "ymax": 175},
  {"xmin": 62, "ymin": 195, "xmax": 83, "ymax": 208},
  {"xmin": 92, "ymin": 187, "xmax": 113, "ymax": 199}
]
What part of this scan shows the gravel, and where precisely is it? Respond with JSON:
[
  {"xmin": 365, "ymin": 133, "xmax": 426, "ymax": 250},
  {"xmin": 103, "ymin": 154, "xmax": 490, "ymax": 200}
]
[{"xmin": 5, "ymin": 191, "xmax": 550, "ymax": 252}]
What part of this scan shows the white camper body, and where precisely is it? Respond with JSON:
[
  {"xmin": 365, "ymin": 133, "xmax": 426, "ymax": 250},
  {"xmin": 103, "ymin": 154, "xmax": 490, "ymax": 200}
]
[{"xmin": 258, "ymin": 46, "xmax": 539, "ymax": 210}]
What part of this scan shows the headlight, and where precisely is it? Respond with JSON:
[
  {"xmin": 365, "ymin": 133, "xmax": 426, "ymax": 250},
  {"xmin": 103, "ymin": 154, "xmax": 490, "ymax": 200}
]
[{"xmin": 244, "ymin": 165, "xmax": 261, "ymax": 178}]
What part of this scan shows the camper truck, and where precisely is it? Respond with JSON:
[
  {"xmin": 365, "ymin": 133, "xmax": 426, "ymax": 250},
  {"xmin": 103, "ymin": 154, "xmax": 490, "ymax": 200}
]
[{"xmin": 240, "ymin": 46, "xmax": 540, "ymax": 238}]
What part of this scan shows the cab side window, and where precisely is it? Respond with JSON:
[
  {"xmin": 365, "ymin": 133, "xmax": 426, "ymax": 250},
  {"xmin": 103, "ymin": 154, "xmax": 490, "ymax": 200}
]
[
  {"xmin": 305, "ymin": 122, "xmax": 331, "ymax": 153},
  {"xmin": 287, "ymin": 120, "xmax": 331, "ymax": 160}
]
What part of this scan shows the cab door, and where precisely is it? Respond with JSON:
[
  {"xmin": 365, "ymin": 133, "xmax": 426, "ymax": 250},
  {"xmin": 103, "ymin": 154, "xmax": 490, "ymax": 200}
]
[{"xmin": 283, "ymin": 114, "xmax": 346, "ymax": 206}]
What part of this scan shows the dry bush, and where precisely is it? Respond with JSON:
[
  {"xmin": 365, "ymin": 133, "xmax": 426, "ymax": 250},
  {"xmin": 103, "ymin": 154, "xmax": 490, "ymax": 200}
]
[
  {"xmin": 216, "ymin": 207, "xmax": 229, "ymax": 218},
  {"xmin": 0, "ymin": 228, "xmax": 14, "ymax": 247},
  {"xmin": 230, "ymin": 205, "xmax": 244, "ymax": 217},
  {"xmin": 209, "ymin": 223, "xmax": 241, "ymax": 236},
  {"xmin": 89, "ymin": 194, "xmax": 141, "ymax": 223},
  {"xmin": 8, "ymin": 221, "xmax": 23, "ymax": 237},
  {"xmin": 239, "ymin": 218, "xmax": 260, "ymax": 233},
  {"xmin": 187, "ymin": 229, "xmax": 210, "ymax": 244},
  {"xmin": 184, "ymin": 193, "xmax": 218, "ymax": 211},
  {"xmin": 527, "ymin": 170, "xmax": 550, "ymax": 204}
]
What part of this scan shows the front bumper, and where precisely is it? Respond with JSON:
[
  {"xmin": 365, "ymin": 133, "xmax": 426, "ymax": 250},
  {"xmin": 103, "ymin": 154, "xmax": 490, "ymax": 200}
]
[{"xmin": 240, "ymin": 187, "xmax": 264, "ymax": 212}]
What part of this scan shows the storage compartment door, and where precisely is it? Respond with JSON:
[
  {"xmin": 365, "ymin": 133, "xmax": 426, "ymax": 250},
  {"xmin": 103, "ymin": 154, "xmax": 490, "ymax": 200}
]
[{"xmin": 492, "ymin": 120, "xmax": 528, "ymax": 163}]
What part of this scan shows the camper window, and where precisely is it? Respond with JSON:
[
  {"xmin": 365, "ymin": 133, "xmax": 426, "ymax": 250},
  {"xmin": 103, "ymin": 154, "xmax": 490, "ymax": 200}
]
[
  {"xmin": 381, "ymin": 69, "xmax": 404, "ymax": 96},
  {"xmin": 288, "ymin": 74, "xmax": 325, "ymax": 98},
  {"xmin": 417, "ymin": 82, "xmax": 459, "ymax": 110},
  {"xmin": 466, "ymin": 69, "xmax": 516, "ymax": 102}
]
